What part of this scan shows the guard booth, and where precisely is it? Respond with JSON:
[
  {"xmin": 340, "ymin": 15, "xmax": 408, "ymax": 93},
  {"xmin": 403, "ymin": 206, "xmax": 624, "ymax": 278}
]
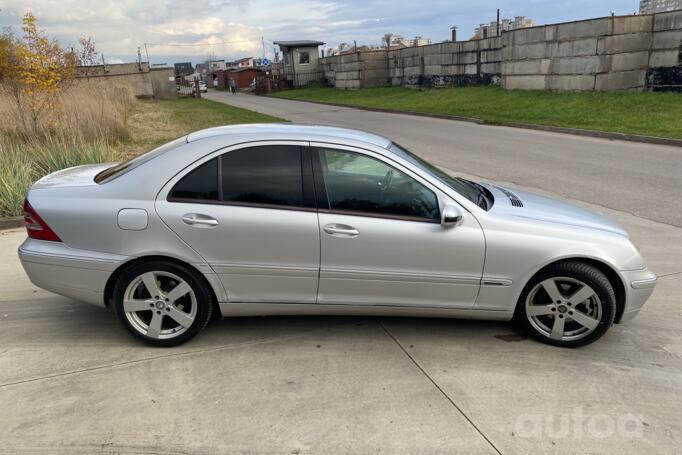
[{"xmin": 273, "ymin": 40, "xmax": 325, "ymax": 88}]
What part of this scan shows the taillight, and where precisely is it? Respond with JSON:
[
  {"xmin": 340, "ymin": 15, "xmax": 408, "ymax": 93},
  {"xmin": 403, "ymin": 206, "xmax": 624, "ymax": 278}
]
[{"xmin": 23, "ymin": 199, "xmax": 62, "ymax": 242}]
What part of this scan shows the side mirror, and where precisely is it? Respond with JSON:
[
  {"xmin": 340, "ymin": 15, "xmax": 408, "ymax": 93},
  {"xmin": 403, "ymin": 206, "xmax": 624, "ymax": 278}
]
[{"xmin": 441, "ymin": 205, "xmax": 463, "ymax": 226}]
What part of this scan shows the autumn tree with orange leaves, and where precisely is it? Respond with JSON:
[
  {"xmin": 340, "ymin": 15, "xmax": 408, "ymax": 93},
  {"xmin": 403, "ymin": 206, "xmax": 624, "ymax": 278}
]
[{"xmin": 0, "ymin": 12, "xmax": 97, "ymax": 135}]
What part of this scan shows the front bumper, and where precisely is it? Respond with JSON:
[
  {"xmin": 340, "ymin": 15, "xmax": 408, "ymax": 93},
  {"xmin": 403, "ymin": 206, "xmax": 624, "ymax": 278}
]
[
  {"xmin": 618, "ymin": 267, "xmax": 657, "ymax": 323},
  {"xmin": 18, "ymin": 238, "xmax": 129, "ymax": 307}
]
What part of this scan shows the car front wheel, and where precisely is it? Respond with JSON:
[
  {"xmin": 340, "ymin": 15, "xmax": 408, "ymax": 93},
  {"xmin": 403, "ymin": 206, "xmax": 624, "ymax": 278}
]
[
  {"xmin": 516, "ymin": 261, "xmax": 616, "ymax": 348},
  {"xmin": 112, "ymin": 260, "xmax": 214, "ymax": 347}
]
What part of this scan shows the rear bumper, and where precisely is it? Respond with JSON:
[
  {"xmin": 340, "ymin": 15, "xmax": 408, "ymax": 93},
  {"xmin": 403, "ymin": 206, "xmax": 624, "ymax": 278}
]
[
  {"xmin": 18, "ymin": 239, "xmax": 129, "ymax": 307},
  {"xmin": 618, "ymin": 267, "xmax": 657, "ymax": 323}
]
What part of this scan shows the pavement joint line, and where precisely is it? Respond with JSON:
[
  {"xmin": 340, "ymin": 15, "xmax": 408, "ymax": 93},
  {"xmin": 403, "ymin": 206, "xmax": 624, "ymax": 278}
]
[
  {"xmin": 657, "ymin": 271, "xmax": 682, "ymax": 279},
  {"xmin": 0, "ymin": 328, "xmax": 336, "ymax": 389},
  {"xmin": 376, "ymin": 318, "xmax": 503, "ymax": 455}
]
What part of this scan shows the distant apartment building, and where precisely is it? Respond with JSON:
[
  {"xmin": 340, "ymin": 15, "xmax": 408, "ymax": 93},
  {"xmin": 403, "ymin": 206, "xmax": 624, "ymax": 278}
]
[
  {"xmin": 412, "ymin": 36, "xmax": 432, "ymax": 46},
  {"xmin": 640, "ymin": 0, "xmax": 681, "ymax": 13},
  {"xmin": 473, "ymin": 16, "xmax": 535, "ymax": 39},
  {"xmin": 381, "ymin": 33, "xmax": 432, "ymax": 48}
]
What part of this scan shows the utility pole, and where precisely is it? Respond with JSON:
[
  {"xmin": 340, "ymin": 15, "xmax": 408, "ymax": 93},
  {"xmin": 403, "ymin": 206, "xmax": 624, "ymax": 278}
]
[
  {"xmin": 497, "ymin": 8, "xmax": 501, "ymax": 37},
  {"xmin": 144, "ymin": 43, "xmax": 150, "ymax": 64},
  {"xmin": 261, "ymin": 36, "xmax": 266, "ymax": 60}
]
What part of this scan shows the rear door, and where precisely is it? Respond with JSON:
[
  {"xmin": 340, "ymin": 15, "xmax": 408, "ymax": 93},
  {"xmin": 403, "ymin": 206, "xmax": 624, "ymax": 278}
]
[
  {"xmin": 312, "ymin": 144, "xmax": 485, "ymax": 308},
  {"xmin": 155, "ymin": 142, "xmax": 320, "ymax": 303}
]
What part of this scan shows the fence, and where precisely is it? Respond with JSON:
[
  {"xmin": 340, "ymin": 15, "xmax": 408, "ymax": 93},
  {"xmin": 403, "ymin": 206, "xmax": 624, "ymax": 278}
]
[
  {"xmin": 275, "ymin": 70, "xmax": 327, "ymax": 89},
  {"xmin": 319, "ymin": 9, "xmax": 682, "ymax": 92},
  {"xmin": 177, "ymin": 79, "xmax": 201, "ymax": 97}
]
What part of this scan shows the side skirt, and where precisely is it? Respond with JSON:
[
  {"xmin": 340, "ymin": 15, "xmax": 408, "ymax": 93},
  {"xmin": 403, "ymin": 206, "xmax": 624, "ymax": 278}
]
[{"xmin": 218, "ymin": 302, "xmax": 514, "ymax": 321}]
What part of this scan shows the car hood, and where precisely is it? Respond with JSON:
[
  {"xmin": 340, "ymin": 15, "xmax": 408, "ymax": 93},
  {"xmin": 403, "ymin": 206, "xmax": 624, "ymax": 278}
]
[
  {"xmin": 32, "ymin": 163, "xmax": 115, "ymax": 189},
  {"xmin": 484, "ymin": 184, "xmax": 628, "ymax": 236}
]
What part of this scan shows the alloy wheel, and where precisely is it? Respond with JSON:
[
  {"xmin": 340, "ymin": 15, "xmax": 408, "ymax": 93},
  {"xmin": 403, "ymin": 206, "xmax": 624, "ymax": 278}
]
[
  {"xmin": 123, "ymin": 271, "xmax": 197, "ymax": 339},
  {"xmin": 525, "ymin": 277, "xmax": 602, "ymax": 342}
]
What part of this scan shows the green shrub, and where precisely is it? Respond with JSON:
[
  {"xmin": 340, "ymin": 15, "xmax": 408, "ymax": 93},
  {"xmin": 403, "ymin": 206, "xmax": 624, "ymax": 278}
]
[{"xmin": 0, "ymin": 137, "xmax": 118, "ymax": 217}]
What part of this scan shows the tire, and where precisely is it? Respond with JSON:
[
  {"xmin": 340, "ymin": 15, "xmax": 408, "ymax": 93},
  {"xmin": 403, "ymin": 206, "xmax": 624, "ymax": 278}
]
[
  {"xmin": 515, "ymin": 261, "xmax": 616, "ymax": 348},
  {"xmin": 112, "ymin": 260, "xmax": 214, "ymax": 347}
]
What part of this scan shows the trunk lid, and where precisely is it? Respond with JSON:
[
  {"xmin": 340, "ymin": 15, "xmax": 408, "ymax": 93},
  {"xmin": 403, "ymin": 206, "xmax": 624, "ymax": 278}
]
[{"xmin": 31, "ymin": 163, "xmax": 115, "ymax": 190}]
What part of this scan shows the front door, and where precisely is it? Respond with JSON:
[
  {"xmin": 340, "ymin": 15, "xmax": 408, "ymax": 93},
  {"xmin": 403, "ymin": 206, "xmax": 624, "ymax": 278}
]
[
  {"xmin": 312, "ymin": 145, "xmax": 485, "ymax": 308},
  {"xmin": 156, "ymin": 143, "xmax": 320, "ymax": 303}
]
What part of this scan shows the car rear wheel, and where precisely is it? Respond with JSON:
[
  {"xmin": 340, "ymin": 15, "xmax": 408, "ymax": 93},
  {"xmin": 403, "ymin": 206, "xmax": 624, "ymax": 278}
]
[
  {"xmin": 516, "ymin": 262, "xmax": 616, "ymax": 348},
  {"xmin": 113, "ymin": 261, "xmax": 214, "ymax": 347}
]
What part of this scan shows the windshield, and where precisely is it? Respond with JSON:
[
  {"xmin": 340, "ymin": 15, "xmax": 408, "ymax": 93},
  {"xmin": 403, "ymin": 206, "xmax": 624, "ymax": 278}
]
[
  {"xmin": 95, "ymin": 137, "xmax": 186, "ymax": 183},
  {"xmin": 389, "ymin": 143, "xmax": 492, "ymax": 210}
]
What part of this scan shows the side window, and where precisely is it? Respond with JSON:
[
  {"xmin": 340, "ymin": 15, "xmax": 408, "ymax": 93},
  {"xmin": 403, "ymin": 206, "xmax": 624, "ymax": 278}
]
[
  {"xmin": 221, "ymin": 145, "xmax": 309, "ymax": 208},
  {"xmin": 169, "ymin": 158, "xmax": 219, "ymax": 201},
  {"xmin": 298, "ymin": 51, "xmax": 310, "ymax": 65},
  {"xmin": 316, "ymin": 148, "xmax": 440, "ymax": 221}
]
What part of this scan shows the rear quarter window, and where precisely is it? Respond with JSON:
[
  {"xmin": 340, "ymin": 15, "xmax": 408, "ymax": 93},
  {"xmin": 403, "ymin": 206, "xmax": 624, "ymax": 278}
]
[{"xmin": 95, "ymin": 137, "xmax": 186, "ymax": 184}]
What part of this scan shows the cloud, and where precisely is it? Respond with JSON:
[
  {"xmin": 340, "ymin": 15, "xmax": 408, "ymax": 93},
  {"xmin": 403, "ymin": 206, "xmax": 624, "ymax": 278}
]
[{"xmin": 0, "ymin": 0, "xmax": 640, "ymax": 64}]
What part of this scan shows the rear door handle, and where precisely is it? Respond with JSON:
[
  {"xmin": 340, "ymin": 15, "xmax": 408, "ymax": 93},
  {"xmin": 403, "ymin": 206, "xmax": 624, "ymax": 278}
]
[
  {"xmin": 182, "ymin": 213, "xmax": 219, "ymax": 227},
  {"xmin": 323, "ymin": 223, "xmax": 359, "ymax": 237}
]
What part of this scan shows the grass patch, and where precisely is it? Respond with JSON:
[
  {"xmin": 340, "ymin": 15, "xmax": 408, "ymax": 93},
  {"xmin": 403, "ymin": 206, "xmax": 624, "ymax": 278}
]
[
  {"xmin": 118, "ymin": 97, "xmax": 283, "ymax": 158},
  {"xmin": 271, "ymin": 86, "xmax": 682, "ymax": 139},
  {"xmin": 0, "ymin": 94, "xmax": 283, "ymax": 216}
]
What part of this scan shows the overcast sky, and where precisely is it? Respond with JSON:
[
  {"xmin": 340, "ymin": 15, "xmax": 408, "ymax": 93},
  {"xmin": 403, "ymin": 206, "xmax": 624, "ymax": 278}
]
[{"xmin": 0, "ymin": 0, "xmax": 641, "ymax": 65}]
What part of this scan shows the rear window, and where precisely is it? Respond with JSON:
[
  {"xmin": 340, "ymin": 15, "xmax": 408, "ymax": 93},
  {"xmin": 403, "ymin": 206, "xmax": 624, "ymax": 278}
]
[{"xmin": 95, "ymin": 137, "xmax": 186, "ymax": 183}]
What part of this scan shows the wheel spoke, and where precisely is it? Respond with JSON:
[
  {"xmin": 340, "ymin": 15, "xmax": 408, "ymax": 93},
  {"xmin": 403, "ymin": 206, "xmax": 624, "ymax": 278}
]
[
  {"xmin": 567, "ymin": 285, "xmax": 596, "ymax": 306},
  {"xmin": 167, "ymin": 307, "xmax": 194, "ymax": 328},
  {"xmin": 166, "ymin": 281, "xmax": 191, "ymax": 304},
  {"xmin": 147, "ymin": 312, "xmax": 163, "ymax": 338},
  {"xmin": 124, "ymin": 299, "xmax": 153, "ymax": 313},
  {"xmin": 541, "ymin": 279, "xmax": 563, "ymax": 303},
  {"xmin": 526, "ymin": 304, "xmax": 555, "ymax": 317},
  {"xmin": 550, "ymin": 315, "xmax": 565, "ymax": 340},
  {"xmin": 570, "ymin": 309, "xmax": 600, "ymax": 330},
  {"xmin": 141, "ymin": 272, "xmax": 162, "ymax": 298}
]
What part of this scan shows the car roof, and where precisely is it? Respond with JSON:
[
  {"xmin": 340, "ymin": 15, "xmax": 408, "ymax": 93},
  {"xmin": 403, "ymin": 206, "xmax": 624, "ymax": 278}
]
[{"xmin": 185, "ymin": 123, "xmax": 393, "ymax": 149}]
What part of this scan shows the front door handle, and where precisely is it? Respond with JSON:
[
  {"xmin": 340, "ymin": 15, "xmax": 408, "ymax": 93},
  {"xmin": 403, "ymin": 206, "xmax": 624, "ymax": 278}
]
[
  {"xmin": 182, "ymin": 213, "xmax": 219, "ymax": 227},
  {"xmin": 323, "ymin": 223, "xmax": 359, "ymax": 237}
]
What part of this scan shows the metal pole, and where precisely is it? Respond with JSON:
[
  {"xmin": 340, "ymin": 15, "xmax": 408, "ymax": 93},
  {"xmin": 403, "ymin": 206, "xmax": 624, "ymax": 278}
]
[
  {"xmin": 497, "ymin": 9, "xmax": 500, "ymax": 37},
  {"xmin": 144, "ymin": 43, "xmax": 150, "ymax": 64}
]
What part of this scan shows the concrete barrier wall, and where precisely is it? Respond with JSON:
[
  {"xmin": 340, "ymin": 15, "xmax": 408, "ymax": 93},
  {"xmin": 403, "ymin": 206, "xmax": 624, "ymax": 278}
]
[
  {"xmin": 77, "ymin": 63, "xmax": 177, "ymax": 99},
  {"xmin": 319, "ymin": 9, "xmax": 682, "ymax": 92},
  {"xmin": 320, "ymin": 51, "xmax": 389, "ymax": 89}
]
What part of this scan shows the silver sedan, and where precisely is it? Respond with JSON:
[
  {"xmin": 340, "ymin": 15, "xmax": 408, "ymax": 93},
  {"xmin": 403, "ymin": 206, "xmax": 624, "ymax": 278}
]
[{"xmin": 18, "ymin": 124, "xmax": 656, "ymax": 347}]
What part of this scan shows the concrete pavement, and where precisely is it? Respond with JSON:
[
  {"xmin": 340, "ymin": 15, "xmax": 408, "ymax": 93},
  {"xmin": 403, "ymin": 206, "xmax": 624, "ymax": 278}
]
[
  {"xmin": 1, "ymin": 95, "xmax": 681, "ymax": 454},
  {"xmin": 204, "ymin": 91, "xmax": 682, "ymax": 227}
]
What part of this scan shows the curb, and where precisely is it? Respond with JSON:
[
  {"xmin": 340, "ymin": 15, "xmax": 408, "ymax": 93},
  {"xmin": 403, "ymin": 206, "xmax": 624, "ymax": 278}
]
[
  {"xmin": 0, "ymin": 216, "xmax": 23, "ymax": 231},
  {"xmin": 267, "ymin": 95, "xmax": 682, "ymax": 148}
]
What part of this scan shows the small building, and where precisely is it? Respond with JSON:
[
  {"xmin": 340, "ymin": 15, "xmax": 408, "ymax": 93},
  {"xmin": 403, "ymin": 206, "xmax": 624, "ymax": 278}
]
[
  {"xmin": 208, "ymin": 59, "xmax": 227, "ymax": 71},
  {"xmin": 174, "ymin": 62, "xmax": 194, "ymax": 78},
  {"xmin": 195, "ymin": 63, "xmax": 209, "ymax": 81},
  {"xmin": 274, "ymin": 40, "xmax": 324, "ymax": 72},
  {"xmin": 234, "ymin": 57, "xmax": 255, "ymax": 68},
  {"xmin": 228, "ymin": 67, "xmax": 263, "ymax": 88},
  {"xmin": 212, "ymin": 67, "xmax": 264, "ymax": 90}
]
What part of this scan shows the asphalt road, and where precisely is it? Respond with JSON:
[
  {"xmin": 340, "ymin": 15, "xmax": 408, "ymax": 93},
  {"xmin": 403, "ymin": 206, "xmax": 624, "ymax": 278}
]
[
  {"xmin": 204, "ymin": 91, "xmax": 682, "ymax": 227},
  {"xmin": 1, "ymin": 92, "xmax": 681, "ymax": 454}
]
